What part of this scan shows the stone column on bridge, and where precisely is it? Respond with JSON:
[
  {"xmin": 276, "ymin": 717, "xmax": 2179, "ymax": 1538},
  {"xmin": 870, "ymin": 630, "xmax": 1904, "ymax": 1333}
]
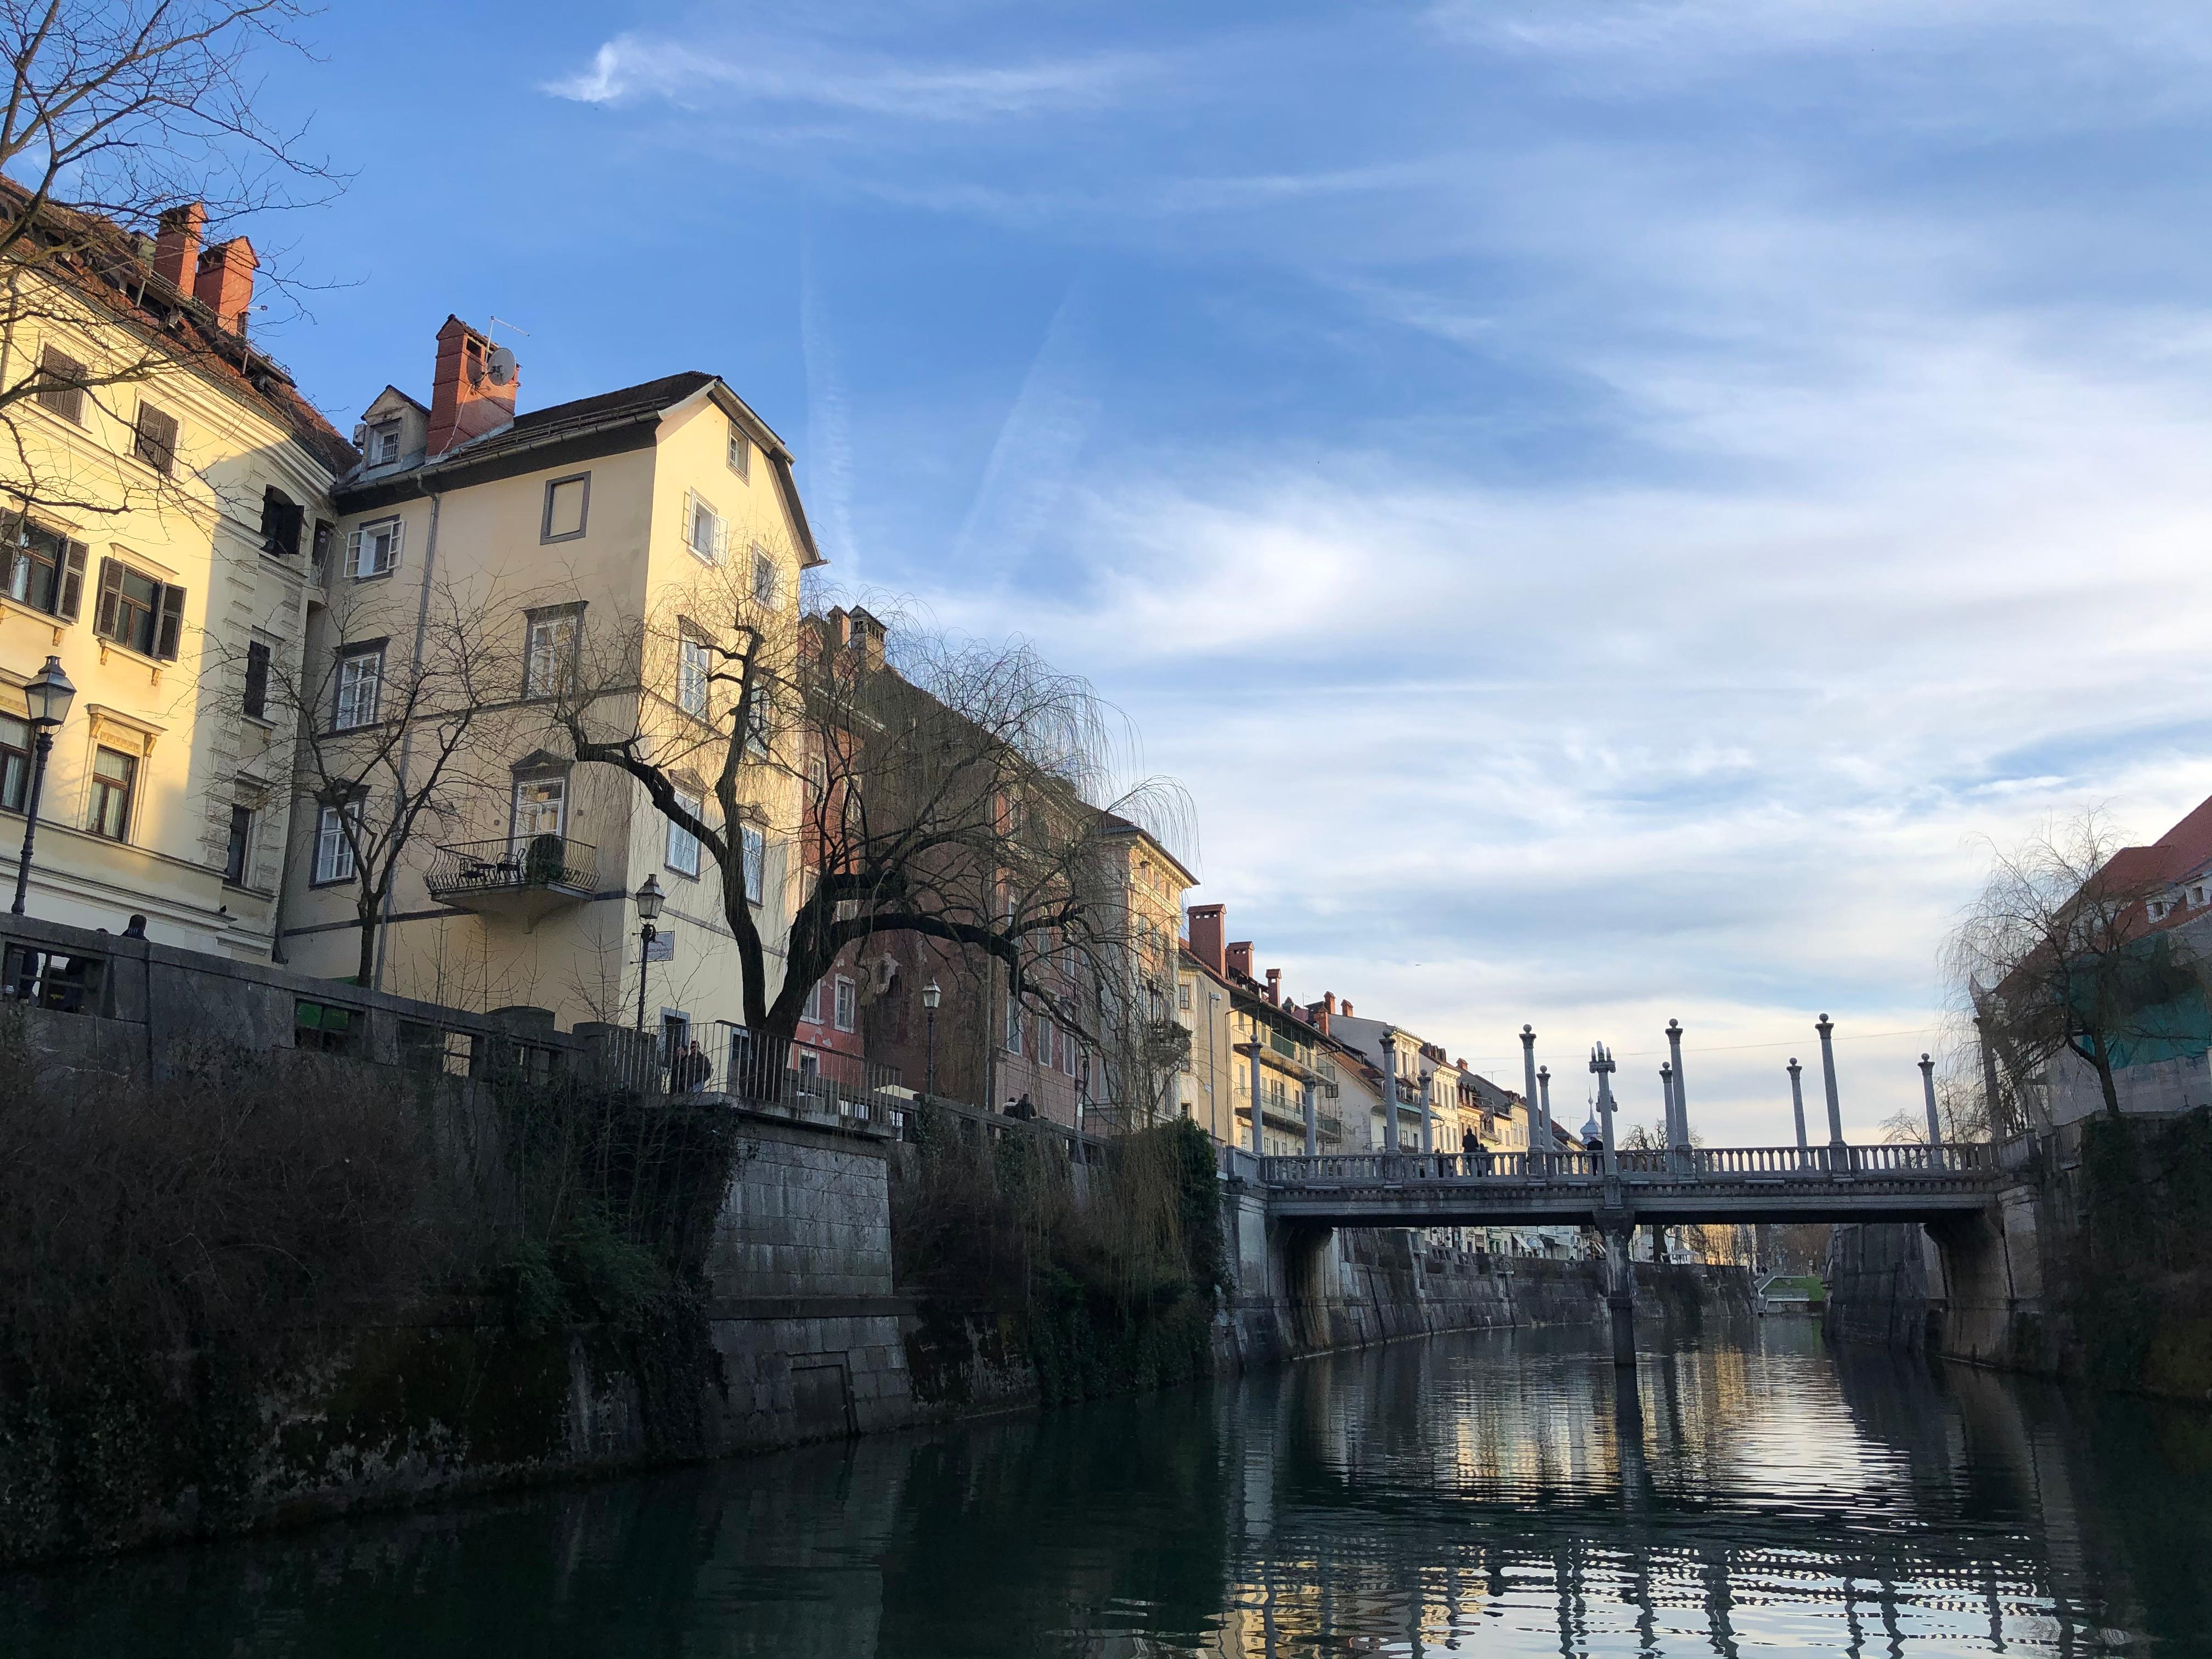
[
  {"xmin": 1521, "ymin": 1025, "xmax": 1545, "ymax": 1172},
  {"xmin": 1380, "ymin": 1029, "xmax": 1401, "ymax": 1155},
  {"xmin": 1919, "ymin": 1052, "xmax": 1943, "ymax": 1165},
  {"xmin": 1659, "ymin": 1062, "xmax": 1674, "ymax": 1156},
  {"xmin": 1419, "ymin": 1060, "xmax": 1436, "ymax": 1156},
  {"xmin": 1302, "ymin": 1077, "xmax": 1317, "ymax": 1158},
  {"xmin": 1537, "ymin": 1065, "xmax": 1554, "ymax": 1170},
  {"xmin": 1816, "ymin": 1014, "xmax": 1847, "ymax": 1167},
  {"xmin": 1787, "ymin": 1058, "xmax": 1808, "ymax": 1155},
  {"xmin": 1666, "ymin": 1018, "xmax": 1691, "ymax": 1168},
  {"xmin": 1591, "ymin": 1043, "xmax": 1620, "ymax": 1179},
  {"xmin": 1604, "ymin": 1221, "xmax": 1638, "ymax": 1368}
]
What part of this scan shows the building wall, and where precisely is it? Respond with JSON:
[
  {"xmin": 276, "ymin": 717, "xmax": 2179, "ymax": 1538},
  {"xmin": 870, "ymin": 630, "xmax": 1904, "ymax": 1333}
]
[{"xmin": 0, "ymin": 279, "xmax": 338, "ymax": 957}]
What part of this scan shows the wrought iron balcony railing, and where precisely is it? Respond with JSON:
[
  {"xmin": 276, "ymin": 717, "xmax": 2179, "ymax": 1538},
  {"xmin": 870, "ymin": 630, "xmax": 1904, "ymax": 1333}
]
[{"xmin": 425, "ymin": 834, "xmax": 597, "ymax": 900}]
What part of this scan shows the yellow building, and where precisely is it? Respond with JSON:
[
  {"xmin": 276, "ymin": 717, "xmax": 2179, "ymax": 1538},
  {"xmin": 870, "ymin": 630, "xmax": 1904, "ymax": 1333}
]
[
  {"xmin": 1176, "ymin": 905, "xmax": 1353, "ymax": 1156},
  {"xmin": 0, "ymin": 199, "xmax": 349, "ymax": 956},
  {"xmin": 278, "ymin": 317, "xmax": 821, "ymax": 1044}
]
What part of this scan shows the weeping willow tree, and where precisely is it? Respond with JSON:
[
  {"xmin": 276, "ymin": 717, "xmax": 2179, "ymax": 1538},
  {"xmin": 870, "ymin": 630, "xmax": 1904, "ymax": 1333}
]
[{"xmin": 550, "ymin": 546, "xmax": 1192, "ymax": 1050}]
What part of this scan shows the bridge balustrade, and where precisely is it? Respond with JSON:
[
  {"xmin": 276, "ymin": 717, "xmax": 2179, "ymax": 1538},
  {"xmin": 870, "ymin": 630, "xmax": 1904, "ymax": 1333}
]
[{"xmin": 1257, "ymin": 1139, "xmax": 2002, "ymax": 1187}]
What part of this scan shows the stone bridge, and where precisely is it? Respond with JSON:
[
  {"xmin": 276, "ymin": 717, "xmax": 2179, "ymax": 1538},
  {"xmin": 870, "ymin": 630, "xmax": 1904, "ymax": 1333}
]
[{"xmin": 1234, "ymin": 1140, "xmax": 2039, "ymax": 1369}]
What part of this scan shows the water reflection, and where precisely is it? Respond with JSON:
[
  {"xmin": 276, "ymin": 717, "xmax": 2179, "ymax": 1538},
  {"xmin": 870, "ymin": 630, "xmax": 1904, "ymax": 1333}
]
[{"xmin": 7, "ymin": 1322, "xmax": 2205, "ymax": 1656}]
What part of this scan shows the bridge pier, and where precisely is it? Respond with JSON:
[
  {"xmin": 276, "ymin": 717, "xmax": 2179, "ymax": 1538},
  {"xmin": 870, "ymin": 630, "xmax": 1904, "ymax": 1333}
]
[{"xmin": 1602, "ymin": 1218, "xmax": 1638, "ymax": 1367}]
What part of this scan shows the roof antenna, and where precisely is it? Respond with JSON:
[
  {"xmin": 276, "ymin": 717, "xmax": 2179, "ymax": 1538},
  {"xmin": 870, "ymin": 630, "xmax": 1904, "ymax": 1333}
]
[{"xmin": 487, "ymin": 315, "xmax": 531, "ymax": 339}]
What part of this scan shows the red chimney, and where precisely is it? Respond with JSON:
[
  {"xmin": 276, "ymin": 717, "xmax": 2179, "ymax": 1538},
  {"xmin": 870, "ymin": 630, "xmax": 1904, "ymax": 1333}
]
[
  {"xmin": 1341, "ymin": 1001, "xmax": 1353, "ymax": 1018},
  {"xmin": 1226, "ymin": 941, "xmax": 1254, "ymax": 979},
  {"xmin": 1187, "ymin": 904, "xmax": 1226, "ymax": 975},
  {"xmin": 427, "ymin": 315, "xmax": 518, "ymax": 456},
  {"xmin": 154, "ymin": 202, "xmax": 205, "ymax": 291},
  {"xmin": 193, "ymin": 238, "xmax": 257, "ymax": 334},
  {"xmin": 1265, "ymin": 968, "xmax": 1281, "ymax": 1005},
  {"xmin": 1313, "ymin": 1000, "xmax": 1331, "ymax": 1037}
]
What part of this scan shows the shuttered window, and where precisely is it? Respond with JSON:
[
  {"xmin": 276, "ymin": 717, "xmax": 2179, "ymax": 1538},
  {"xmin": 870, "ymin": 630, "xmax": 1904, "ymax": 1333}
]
[
  {"xmin": 683, "ymin": 492, "xmax": 726, "ymax": 563},
  {"xmin": 132, "ymin": 402, "xmax": 179, "ymax": 473},
  {"xmin": 35, "ymin": 347, "xmax": 83, "ymax": 423},
  {"xmin": 1, "ymin": 524, "xmax": 86, "ymax": 622},
  {"xmin": 346, "ymin": 517, "xmax": 403, "ymax": 579},
  {"xmin": 260, "ymin": 488, "xmax": 304, "ymax": 557},
  {"xmin": 93, "ymin": 557, "xmax": 184, "ymax": 659}
]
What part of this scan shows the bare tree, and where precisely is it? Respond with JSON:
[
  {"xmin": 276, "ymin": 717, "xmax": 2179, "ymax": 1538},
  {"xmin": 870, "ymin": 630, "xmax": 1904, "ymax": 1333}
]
[
  {"xmin": 548, "ymin": 539, "xmax": 1182, "ymax": 1051},
  {"xmin": 0, "ymin": 3, "xmax": 341, "ymax": 527},
  {"xmin": 256, "ymin": 575, "xmax": 517, "ymax": 985},
  {"xmin": 1946, "ymin": 808, "xmax": 2188, "ymax": 1122}
]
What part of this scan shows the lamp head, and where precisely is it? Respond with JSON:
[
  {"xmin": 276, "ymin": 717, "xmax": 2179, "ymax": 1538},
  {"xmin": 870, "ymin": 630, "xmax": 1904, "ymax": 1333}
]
[
  {"xmin": 24, "ymin": 655, "xmax": 74, "ymax": 728},
  {"xmin": 923, "ymin": 978, "xmax": 941, "ymax": 1011},
  {"xmin": 634, "ymin": 873, "xmax": 665, "ymax": 923}
]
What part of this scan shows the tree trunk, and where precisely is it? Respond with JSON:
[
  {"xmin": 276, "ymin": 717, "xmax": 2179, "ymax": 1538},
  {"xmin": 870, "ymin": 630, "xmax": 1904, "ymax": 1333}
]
[
  {"xmin": 2091, "ymin": 1035, "xmax": 2123, "ymax": 1121},
  {"xmin": 356, "ymin": 899, "xmax": 378, "ymax": 988}
]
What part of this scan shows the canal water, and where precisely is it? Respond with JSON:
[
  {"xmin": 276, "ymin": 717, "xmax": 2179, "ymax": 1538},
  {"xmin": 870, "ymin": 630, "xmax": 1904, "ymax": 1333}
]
[{"xmin": 8, "ymin": 1321, "xmax": 2210, "ymax": 1656}]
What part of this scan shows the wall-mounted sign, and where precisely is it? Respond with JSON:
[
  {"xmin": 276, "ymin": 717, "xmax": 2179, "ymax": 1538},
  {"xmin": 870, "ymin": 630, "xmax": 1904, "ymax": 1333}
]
[{"xmin": 645, "ymin": 929, "xmax": 675, "ymax": 962}]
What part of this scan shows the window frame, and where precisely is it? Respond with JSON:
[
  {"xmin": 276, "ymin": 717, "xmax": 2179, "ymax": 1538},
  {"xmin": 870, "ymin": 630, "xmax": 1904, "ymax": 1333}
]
[
  {"xmin": 2, "ymin": 523, "xmax": 87, "ymax": 624},
  {"xmin": 312, "ymin": 799, "xmax": 360, "ymax": 885},
  {"xmin": 802, "ymin": 977, "xmax": 824, "ymax": 1026},
  {"xmin": 726, "ymin": 427, "xmax": 751, "ymax": 480},
  {"xmin": 677, "ymin": 632, "xmax": 712, "ymax": 719},
  {"xmin": 509, "ymin": 771, "xmax": 568, "ymax": 847},
  {"xmin": 366, "ymin": 420, "xmax": 402, "ymax": 467},
  {"xmin": 683, "ymin": 490, "xmax": 725, "ymax": 565},
  {"xmin": 223, "ymin": 803, "xmax": 253, "ymax": 887},
  {"xmin": 740, "ymin": 821, "xmax": 765, "ymax": 906},
  {"xmin": 522, "ymin": 604, "xmax": 583, "ymax": 699},
  {"xmin": 540, "ymin": 471, "xmax": 590, "ymax": 544},
  {"xmin": 93, "ymin": 557, "xmax": 184, "ymax": 661},
  {"xmin": 751, "ymin": 545, "xmax": 781, "ymax": 610},
  {"xmin": 242, "ymin": 640, "xmax": 272, "ymax": 723},
  {"xmin": 0, "ymin": 713, "xmax": 29, "ymax": 814},
  {"xmin": 87, "ymin": 746, "xmax": 137, "ymax": 842},
  {"xmin": 346, "ymin": 516, "xmax": 404, "ymax": 582},
  {"xmin": 665, "ymin": 789, "xmax": 703, "ymax": 878},
  {"xmin": 833, "ymin": 975, "xmax": 857, "ymax": 1033},
  {"xmin": 332, "ymin": 642, "xmax": 386, "ymax": 731}
]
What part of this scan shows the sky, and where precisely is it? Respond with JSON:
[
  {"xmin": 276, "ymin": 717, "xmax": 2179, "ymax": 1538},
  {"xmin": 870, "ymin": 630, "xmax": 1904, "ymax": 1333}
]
[{"xmin": 230, "ymin": 0, "xmax": 2212, "ymax": 1143}]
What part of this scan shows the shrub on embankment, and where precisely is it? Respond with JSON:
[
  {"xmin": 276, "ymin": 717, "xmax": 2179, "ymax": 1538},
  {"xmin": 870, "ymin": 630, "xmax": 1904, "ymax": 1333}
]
[
  {"xmin": 0, "ymin": 1010, "xmax": 741, "ymax": 1563},
  {"xmin": 891, "ymin": 1111, "xmax": 1224, "ymax": 1404},
  {"xmin": 2072, "ymin": 1108, "xmax": 2212, "ymax": 1396}
]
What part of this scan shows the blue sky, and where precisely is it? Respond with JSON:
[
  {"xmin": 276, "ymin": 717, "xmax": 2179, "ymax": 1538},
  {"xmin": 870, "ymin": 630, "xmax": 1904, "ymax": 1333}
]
[{"xmin": 240, "ymin": 1, "xmax": 2212, "ymax": 1139}]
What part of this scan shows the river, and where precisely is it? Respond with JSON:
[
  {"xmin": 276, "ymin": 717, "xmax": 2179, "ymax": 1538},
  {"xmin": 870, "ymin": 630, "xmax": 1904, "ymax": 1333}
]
[{"xmin": 8, "ymin": 1321, "xmax": 2209, "ymax": 1656}]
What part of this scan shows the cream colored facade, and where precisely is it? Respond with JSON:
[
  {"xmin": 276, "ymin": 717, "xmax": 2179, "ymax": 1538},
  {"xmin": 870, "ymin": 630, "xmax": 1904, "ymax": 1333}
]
[
  {"xmin": 279, "ymin": 330, "xmax": 820, "ymax": 1040},
  {"xmin": 0, "ymin": 263, "xmax": 343, "ymax": 956}
]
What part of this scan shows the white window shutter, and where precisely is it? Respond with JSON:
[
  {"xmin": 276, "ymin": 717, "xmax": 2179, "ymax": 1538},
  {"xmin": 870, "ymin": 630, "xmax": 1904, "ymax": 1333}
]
[
  {"xmin": 346, "ymin": 527, "xmax": 363, "ymax": 577},
  {"xmin": 713, "ymin": 516, "xmax": 729, "ymax": 564},
  {"xmin": 387, "ymin": 519, "xmax": 404, "ymax": 572}
]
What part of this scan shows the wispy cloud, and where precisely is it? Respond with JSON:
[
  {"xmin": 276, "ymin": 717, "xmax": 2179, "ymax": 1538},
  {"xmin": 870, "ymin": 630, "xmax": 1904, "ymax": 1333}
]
[{"xmin": 545, "ymin": 30, "xmax": 1161, "ymax": 122}]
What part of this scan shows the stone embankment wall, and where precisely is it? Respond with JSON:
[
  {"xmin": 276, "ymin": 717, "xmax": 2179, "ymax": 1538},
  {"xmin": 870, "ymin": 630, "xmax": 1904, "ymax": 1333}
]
[{"xmin": 1828, "ymin": 1110, "xmax": 2212, "ymax": 1400}]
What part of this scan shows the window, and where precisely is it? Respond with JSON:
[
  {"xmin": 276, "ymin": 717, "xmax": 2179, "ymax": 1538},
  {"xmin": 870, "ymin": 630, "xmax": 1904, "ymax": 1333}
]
[
  {"xmin": 0, "ymin": 714, "xmax": 28, "ymax": 812},
  {"xmin": 1005, "ymin": 996, "xmax": 1023, "ymax": 1056},
  {"xmin": 347, "ymin": 517, "xmax": 403, "ymax": 579},
  {"xmin": 666, "ymin": 791, "xmax": 702, "ymax": 878},
  {"xmin": 243, "ymin": 640, "xmax": 271, "ymax": 720},
  {"xmin": 223, "ymin": 805, "xmax": 253, "ymax": 886},
  {"xmin": 35, "ymin": 347, "xmax": 83, "ymax": 424},
  {"xmin": 295, "ymin": 998, "xmax": 357, "ymax": 1054},
  {"xmin": 802, "ymin": 978, "xmax": 824, "ymax": 1025},
  {"xmin": 678, "ymin": 635, "xmax": 712, "ymax": 718},
  {"xmin": 334, "ymin": 646, "xmax": 383, "ymax": 730},
  {"xmin": 726, "ymin": 427, "xmax": 751, "ymax": 479},
  {"xmin": 133, "ymin": 402, "xmax": 178, "ymax": 474},
  {"xmin": 313, "ymin": 800, "xmax": 359, "ymax": 884},
  {"xmin": 260, "ymin": 488, "xmax": 304, "ymax": 558},
  {"xmin": 683, "ymin": 491, "xmax": 725, "ymax": 563},
  {"xmin": 541, "ymin": 473, "xmax": 589, "ymax": 543},
  {"xmin": 523, "ymin": 608, "xmax": 579, "ymax": 697},
  {"xmin": 751, "ymin": 546, "xmax": 780, "ymax": 609},
  {"xmin": 2, "ymin": 523, "xmax": 86, "ymax": 622},
  {"xmin": 833, "ymin": 975, "xmax": 857, "ymax": 1032},
  {"xmin": 88, "ymin": 747, "xmax": 136, "ymax": 841},
  {"xmin": 741, "ymin": 822, "xmax": 765, "ymax": 906},
  {"xmin": 1178, "ymin": 983, "xmax": 1192, "ymax": 1012},
  {"xmin": 310, "ymin": 520, "xmax": 334, "ymax": 568},
  {"xmin": 94, "ymin": 558, "xmax": 184, "ymax": 659},
  {"xmin": 512, "ymin": 775, "xmax": 566, "ymax": 842},
  {"xmin": 366, "ymin": 420, "xmax": 402, "ymax": 466}
]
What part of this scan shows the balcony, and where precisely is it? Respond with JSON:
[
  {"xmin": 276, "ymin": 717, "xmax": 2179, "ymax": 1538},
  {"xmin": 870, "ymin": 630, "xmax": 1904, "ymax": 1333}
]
[{"xmin": 426, "ymin": 834, "xmax": 597, "ymax": 927}]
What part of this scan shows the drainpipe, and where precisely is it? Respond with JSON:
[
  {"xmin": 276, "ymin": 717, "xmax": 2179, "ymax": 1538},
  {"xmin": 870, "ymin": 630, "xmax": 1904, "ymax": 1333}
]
[{"xmin": 370, "ymin": 486, "xmax": 443, "ymax": 992}]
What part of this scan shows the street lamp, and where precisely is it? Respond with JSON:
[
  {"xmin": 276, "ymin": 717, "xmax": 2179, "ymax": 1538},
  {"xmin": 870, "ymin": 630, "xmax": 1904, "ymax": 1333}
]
[
  {"xmin": 10, "ymin": 656, "xmax": 75, "ymax": 916},
  {"xmin": 922, "ymin": 977, "xmax": 941, "ymax": 1097},
  {"xmin": 633, "ymin": 873, "xmax": 664, "ymax": 1035}
]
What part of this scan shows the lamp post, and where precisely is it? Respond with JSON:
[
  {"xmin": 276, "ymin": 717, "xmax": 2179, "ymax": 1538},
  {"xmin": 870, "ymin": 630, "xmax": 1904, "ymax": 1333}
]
[
  {"xmin": 633, "ymin": 874, "xmax": 664, "ymax": 1036},
  {"xmin": 9, "ymin": 656, "xmax": 75, "ymax": 916},
  {"xmin": 922, "ymin": 977, "xmax": 941, "ymax": 1097}
]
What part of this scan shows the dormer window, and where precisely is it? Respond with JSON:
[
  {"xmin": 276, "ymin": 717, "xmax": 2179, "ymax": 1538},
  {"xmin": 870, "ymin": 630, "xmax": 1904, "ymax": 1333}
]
[{"xmin": 366, "ymin": 420, "xmax": 401, "ymax": 466}]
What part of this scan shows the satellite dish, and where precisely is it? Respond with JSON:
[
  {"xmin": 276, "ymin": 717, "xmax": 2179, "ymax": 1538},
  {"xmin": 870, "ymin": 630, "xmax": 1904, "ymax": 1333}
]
[
  {"xmin": 487, "ymin": 345, "xmax": 517, "ymax": 386},
  {"xmin": 351, "ymin": 423, "xmax": 368, "ymax": 445}
]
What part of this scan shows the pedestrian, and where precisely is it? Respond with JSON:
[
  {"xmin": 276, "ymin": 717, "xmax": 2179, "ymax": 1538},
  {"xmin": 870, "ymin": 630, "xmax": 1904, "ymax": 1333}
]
[
  {"xmin": 121, "ymin": 913, "xmax": 146, "ymax": 939},
  {"xmin": 672, "ymin": 1039, "xmax": 711, "ymax": 1093}
]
